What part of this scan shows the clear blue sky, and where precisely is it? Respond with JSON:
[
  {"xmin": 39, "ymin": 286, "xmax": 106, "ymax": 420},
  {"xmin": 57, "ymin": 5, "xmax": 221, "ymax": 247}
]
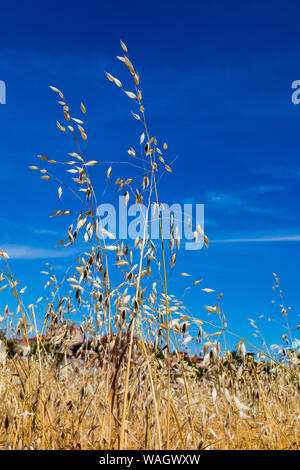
[{"xmin": 0, "ymin": 0, "xmax": 300, "ymax": 353}]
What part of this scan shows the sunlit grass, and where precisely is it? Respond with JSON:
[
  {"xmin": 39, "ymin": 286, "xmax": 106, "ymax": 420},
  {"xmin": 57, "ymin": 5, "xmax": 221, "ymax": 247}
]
[{"xmin": 0, "ymin": 41, "xmax": 299, "ymax": 450}]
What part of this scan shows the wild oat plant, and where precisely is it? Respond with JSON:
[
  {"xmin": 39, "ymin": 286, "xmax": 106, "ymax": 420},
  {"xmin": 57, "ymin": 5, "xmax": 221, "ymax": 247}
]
[{"xmin": 0, "ymin": 42, "xmax": 299, "ymax": 450}]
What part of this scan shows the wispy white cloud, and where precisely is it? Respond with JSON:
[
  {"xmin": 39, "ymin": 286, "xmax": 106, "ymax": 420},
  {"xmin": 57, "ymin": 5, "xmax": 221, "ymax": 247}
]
[
  {"xmin": 0, "ymin": 217, "xmax": 58, "ymax": 237},
  {"xmin": 0, "ymin": 244, "xmax": 77, "ymax": 260},
  {"xmin": 292, "ymin": 338, "xmax": 300, "ymax": 351},
  {"xmin": 245, "ymin": 185, "xmax": 285, "ymax": 194},
  {"xmin": 206, "ymin": 186, "xmax": 286, "ymax": 216},
  {"xmin": 213, "ymin": 234, "xmax": 300, "ymax": 243}
]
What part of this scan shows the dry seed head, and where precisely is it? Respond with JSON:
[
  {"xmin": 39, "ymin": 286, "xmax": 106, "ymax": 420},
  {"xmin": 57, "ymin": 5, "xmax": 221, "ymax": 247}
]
[
  {"xmin": 105, "ymin": 72, "xmax": 122, "ymax": 88},
  {"xmin": 125, "ymin": 91, "xmax": 137, "ymax": 99},
  {"xmin": 124, "ymin": 191, "xmax": 129, "ymax": 206},
  {"xmin": 56, "ymin": 121, "xmax": 66, "ymax": 132},
  {"xmin": 204, "ymin": 234, "xmax": 209, "ymax": 248},
  {"xmin": 120, "ymin": 40, "xmax": 128, "ymax": 54},
  {"xmin": 134, "ymin": 73, "xmax": 140, "ymax": 86},
  {"xmin": 107, "ymin": 166, "xmax": 112, "ymax": 180}
]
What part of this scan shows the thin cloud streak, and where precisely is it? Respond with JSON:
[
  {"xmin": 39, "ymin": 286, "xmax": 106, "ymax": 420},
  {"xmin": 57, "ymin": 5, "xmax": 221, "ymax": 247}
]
[
  {"xmin": 205, "ymin": 188, "xmax": 286, "ymax": 216},
  {"xmin": 213, "ymin": 235, "xmax": 300, "ymax": 243},
  {"xmin": 0, "ymin": 244, "xmax": 77, "ymax": 260}
]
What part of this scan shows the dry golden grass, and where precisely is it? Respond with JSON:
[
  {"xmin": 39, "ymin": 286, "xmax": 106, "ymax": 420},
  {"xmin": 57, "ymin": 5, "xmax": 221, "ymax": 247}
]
[
  {"xmin": 0, "ymin": 40, "xmax": 299, "ymax": 450},
  {"xmin": 0, "ymin": 354, "xmax": 299, "ymax": 450}
]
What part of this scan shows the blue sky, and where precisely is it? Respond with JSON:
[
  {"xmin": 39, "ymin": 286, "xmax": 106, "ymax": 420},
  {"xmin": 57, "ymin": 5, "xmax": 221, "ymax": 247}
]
[{"xmin": 1, "ymin": 0, "xmax": 300, "ymax": 353}]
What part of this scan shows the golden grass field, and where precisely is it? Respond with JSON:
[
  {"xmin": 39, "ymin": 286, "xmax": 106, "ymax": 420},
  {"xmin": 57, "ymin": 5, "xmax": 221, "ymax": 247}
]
[
  {"xmin": 0, "ymin": 41, "xmax": 299, "ymax": 450},
  {"xmin": 0, "ymin": 352, "xmax": 299, "ymax": 450}
]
